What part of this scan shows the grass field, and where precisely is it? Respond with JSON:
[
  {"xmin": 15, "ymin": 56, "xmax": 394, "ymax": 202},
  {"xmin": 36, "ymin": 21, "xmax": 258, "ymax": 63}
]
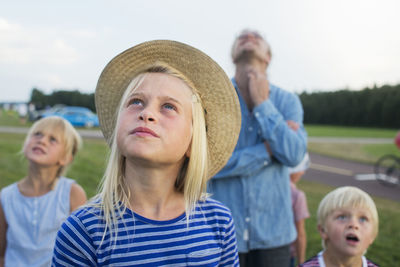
[
  {"xmin": 305, "ymin": 124, "xmax": 400, "ymax": 165},
  {"xmin": 1, "ymin": 111, "xmax": 399, "ymax": 265},
  {"xmin": 306, "ymin": 124, "xmax": 398, "ymax": 138}
]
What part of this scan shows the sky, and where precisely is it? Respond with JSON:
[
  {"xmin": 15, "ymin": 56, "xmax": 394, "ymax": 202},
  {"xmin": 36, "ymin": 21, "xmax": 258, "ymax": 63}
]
[{"xmin": 1, "ymin": 0, "xmax": 400, "ymax": 102}]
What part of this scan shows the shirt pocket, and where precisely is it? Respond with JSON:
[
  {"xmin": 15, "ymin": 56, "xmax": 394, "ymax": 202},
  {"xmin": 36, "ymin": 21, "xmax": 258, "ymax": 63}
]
[{"xmin": 186, "ymin": 247, "xmax": 222, "ymax": 267}]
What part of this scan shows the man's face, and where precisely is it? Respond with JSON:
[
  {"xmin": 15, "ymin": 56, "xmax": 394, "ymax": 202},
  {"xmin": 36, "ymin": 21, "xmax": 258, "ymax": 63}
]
[{"xmin": 231, "ymin": 30, "xmax": 271, "ymax": 65}]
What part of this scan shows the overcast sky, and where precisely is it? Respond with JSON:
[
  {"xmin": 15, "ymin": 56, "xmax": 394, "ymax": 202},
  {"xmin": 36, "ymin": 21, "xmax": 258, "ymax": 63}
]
[{"xmin": 1, "ymin": 0, "xmax": 400, "ymax": 102}]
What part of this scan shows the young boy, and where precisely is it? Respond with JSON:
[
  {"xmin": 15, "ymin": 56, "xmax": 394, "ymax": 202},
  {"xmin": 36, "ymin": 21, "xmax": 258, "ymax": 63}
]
[{"xmin": 300, "ymin": 186, "xmax": 379, "ymax": 267}]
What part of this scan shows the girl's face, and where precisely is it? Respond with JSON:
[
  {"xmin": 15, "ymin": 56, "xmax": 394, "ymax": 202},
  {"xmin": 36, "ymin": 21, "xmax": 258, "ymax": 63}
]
[
  {"xmin": 117, "ymin": 73, "xmax": 193, "ymax": 168},
  {"xmin": 23, "ymin": 129, "xmax": 68, "ymax": 168},
  {"xmin": 320, "ymin": 206, "xmax": 375, "ymax": 259}
]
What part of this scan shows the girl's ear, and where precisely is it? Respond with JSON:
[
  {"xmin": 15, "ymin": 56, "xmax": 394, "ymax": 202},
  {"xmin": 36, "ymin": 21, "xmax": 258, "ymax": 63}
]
[
  {"xmin": 185, "ymin": 141, "xmax": 192, "ymax": 158},
  {"xmin": 185, "ymin": 145, "xmax": 191, "ymax": 157},
  {"xmin": 59, "ymin": 153, "xmax": 73, "ymax": 167}
]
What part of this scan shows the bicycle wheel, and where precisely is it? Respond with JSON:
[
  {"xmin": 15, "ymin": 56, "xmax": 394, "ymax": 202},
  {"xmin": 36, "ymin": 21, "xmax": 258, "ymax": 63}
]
[{"xmin": 374, "ymin": 154, "xmax": 400, "ymax": 187}]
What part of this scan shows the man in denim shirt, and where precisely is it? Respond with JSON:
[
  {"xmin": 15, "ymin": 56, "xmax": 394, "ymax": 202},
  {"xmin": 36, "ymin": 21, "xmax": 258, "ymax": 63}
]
[{"xmin": 208, "ymin": 29, "xmax": 307, "ymax": 267}]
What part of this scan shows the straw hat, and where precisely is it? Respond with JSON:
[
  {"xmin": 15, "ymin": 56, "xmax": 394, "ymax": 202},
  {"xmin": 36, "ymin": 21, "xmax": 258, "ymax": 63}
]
[{"xmin": 95, "ymin": 40, "xmax": 241, "ymax": 178}]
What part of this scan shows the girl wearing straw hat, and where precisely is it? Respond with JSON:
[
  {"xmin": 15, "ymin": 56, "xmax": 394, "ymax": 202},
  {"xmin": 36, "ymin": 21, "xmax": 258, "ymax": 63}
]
[{"xmin": 52, "ymin": 40, "xmax": 241, "ymax": 266}]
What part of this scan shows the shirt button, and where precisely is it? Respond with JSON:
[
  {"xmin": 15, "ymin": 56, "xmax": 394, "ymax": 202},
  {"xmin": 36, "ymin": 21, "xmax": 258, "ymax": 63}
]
[
  {"xmin": 32, "ymin": 220, "xmax": 37, "ymax": 225},
  {"xmin": 248, "ymin": 127, "xmax": 253, "ymax": 132},
  {"xmin": 245, "ymin": 217, "xmax": 250, "ymax": 222},
  {"xmin": 263, "ymin": 161, "xmax": 268, "ymax": 166},
  {"xmin": 255, "ymin": 112, "xmax": 260, "ymax": 117},
  {"xmin": 243, "ymin": 229, "xmax": 249, "ymax": 241}
]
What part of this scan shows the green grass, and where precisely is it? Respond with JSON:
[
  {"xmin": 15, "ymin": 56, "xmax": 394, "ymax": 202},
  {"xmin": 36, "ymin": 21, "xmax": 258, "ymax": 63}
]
[
  {"xmin": 305, "ymin": 124, "xmax": 398, "ymax": 138},
  {"xmin": 0, "ymin": 109, "xmax": 33, "ymax": 127},
  {"xmin": 307, "ymin": 142, "xmax": 400, "ymax": 165},
  {"xmin": 305, "ymin": 124, "xmax": 399, "ymax": 165}
]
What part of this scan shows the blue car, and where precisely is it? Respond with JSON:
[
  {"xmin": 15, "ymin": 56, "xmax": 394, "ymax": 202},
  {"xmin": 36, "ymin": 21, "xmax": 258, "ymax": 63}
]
[{"xmin": 42, "ymin": 106, "xmax": 99, "ymax": 128}]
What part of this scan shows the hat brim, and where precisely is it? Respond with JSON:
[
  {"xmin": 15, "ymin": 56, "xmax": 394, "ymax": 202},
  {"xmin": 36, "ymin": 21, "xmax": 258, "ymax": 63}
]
[{"xmin": 95, "ymin": 40, "xmax": 241, "ymax": 178}]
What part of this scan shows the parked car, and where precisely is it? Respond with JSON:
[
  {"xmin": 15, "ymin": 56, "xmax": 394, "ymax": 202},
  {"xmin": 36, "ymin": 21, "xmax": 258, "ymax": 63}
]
[
  {"xmin": 32, "ymin": 104, "xmax": 66, "ymax": 121},
  {"xmin": 42, "ymin": 106, "xmax": 99, "ymax": 128}
]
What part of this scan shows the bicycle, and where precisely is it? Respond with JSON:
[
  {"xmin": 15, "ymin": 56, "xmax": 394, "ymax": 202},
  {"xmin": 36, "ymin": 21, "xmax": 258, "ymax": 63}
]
[{"xmin": 374, "ymin": 131, "xmax": 400, "ymax": 187}]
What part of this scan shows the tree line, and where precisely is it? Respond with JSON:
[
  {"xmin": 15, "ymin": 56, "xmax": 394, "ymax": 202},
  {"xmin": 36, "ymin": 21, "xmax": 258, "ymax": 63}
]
[
  {"xmin": 30, "ymin": 88, "xmax": 96, "ymax": 112},
  {"xmin": 299, "ymin": 84, "xmax": 400, "ymax": 129},
  {"xmin": 29, "ymin": 83, "xmax": 400, "ymax": 129}
]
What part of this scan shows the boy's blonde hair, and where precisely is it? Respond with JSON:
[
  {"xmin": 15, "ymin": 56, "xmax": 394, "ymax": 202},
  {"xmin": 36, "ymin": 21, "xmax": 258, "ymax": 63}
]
[
  {"xmin": 23, "ymin": 116, "xmax": 82, "ymax": 177},
  {"xmin": 95, "ymin": 63, "xmax": 209, "ymax": 243},
  {"xmin": 317, "ymin": 186, "xmax": 379, "ymax": 246}
]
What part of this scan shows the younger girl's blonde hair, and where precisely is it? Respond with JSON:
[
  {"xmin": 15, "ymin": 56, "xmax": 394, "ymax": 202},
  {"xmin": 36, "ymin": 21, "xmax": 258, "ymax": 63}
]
[
  {"xmin": 317, "ymin": 186, "xmax": 379, "ymax": 248},
  {"xmin": 95, "ymin": 63, "xmax": 209, "ymax": 243},
  {"xmin": 23, "ymin": 116, "xmax": 82, "ymax": 177}
]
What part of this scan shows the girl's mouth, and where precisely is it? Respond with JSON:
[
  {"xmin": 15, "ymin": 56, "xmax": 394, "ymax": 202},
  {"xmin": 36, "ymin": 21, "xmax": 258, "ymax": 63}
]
[
  {"xmin": 32, "ymin": 146, "xmax": 45, "ymax": 154},
  {"xmin": 131, "ymin": 127, "xmax": 159, "ymax": 137}
]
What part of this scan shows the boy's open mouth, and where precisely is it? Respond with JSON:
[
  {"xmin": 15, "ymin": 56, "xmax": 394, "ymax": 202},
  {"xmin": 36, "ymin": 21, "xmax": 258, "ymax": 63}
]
[{"xmin": 346, "ymin": 234, "xmax": 359, "ymax": 242}]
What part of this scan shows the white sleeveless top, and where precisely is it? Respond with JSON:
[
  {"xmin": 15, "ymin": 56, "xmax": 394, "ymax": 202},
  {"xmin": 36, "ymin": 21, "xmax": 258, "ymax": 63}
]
[{"xmin": 1, "ymin": 177, "xmax": 75, "ymax": 267}]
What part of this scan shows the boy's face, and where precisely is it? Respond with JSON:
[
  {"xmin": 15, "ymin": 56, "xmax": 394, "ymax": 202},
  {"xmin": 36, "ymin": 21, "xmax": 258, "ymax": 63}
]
[{"xmin": 319, "ymin": 206, "xmax": 376, "ymax": 258}]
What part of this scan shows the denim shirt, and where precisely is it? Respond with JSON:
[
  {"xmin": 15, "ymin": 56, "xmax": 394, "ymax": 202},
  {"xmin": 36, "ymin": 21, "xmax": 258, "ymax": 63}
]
[{"xmin": 208, "ymin": 79, "xmax": 307, "ymax": 252}]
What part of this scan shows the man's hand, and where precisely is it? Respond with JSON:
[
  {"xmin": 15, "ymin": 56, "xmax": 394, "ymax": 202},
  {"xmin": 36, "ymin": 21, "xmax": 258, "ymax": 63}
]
[
  {"xmin": 286, "ymin": 120, "xmax": 299, "ymax": 131},
  {"xmin": 247, "ymin": 67, "xmax": 269, "ymax": 108},
  {"xmin": 263, "ymin": 120, "xmax": 300, "ymax": 157}
]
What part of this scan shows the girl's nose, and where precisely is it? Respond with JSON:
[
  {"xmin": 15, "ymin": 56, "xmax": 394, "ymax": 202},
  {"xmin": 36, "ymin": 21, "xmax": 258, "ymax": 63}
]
[
  {"xmin": 139, "ymin": 108, "xmax": 156, "ymax": 122},
  {"xmin": 37, "ymin": 135, "xmax": 46, "ymax": 144}
]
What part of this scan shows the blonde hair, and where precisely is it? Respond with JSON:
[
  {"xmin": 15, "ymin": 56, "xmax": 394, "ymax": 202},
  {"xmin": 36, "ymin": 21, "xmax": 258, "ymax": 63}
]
[
  {"xmin": 317, "ymin": 186, "xmax": 379, "ymax": 248},
  {"xmin": 95, "ymin": 63, "xmax": 209, "ymax": 243},
  {"xmin": 23, "ymin": 116, "xmax": 82, "ymax": 177}
]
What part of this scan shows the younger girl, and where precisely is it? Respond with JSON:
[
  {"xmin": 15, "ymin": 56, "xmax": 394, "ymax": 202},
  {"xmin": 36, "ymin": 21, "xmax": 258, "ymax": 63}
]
[
  {"xmin": 52, "ymin": 40, "xmax": 242, "ymax": 266},
  {"xmin": 0, "ymin": 116, "xmax": 87, "ymax": 267}
]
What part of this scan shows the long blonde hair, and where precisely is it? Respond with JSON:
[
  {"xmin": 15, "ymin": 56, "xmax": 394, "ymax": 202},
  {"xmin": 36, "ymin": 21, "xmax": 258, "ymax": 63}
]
[{"xmin": 95, "ymin": 63, "xmax": 209, "ymax": 243}]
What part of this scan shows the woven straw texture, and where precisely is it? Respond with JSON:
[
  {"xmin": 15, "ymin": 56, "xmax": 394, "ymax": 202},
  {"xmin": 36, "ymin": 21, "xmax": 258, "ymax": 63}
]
[{"xmin": 95, "ymin": 40, "xmax": 241, "ymax": 178}]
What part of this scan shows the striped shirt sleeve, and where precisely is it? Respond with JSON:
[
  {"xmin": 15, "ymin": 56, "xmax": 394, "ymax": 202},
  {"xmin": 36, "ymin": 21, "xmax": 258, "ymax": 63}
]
[
  {"xmin": 220, "ymin": 214, "xmax": 239, "ymax": 266},
  {"xmin": 52, "ymin": 212, "xmax": 97, "ymax": 266}
]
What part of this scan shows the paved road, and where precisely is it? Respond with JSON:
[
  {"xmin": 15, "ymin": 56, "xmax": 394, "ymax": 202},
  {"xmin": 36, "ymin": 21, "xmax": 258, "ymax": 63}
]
[
  {"xmin": 306, "ymin": 152, "xmax": 399, "ymax": 202},
  {"xmin": 1, "ymin": 126, "xmax": 398, "ymax": 201},
  {"xmin": 0, "ymin": 126, "xmax": 104, "ymax": 139}
]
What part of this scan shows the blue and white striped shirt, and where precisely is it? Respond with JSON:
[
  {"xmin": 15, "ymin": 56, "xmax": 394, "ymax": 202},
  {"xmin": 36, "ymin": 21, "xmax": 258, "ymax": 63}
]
[{"xmin": 52, "ymin": 198, "xmax": 239, "ymax": 266}]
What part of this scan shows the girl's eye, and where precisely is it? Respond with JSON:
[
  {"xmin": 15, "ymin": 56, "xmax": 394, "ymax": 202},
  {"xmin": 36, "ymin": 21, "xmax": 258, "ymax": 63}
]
[
  {"xmin": 163, "ymin": 103, "xmax": 177, "ymax": 111},
  {"xmin": 33, "ymin": 131, "xmax": 43, "ymax": 137},
  {"xmin": 50, "ymin": 136, "xmax": 58, "ymax": 143},
  {"xmin": 359, "ymin": 216, "xmax": 369, "ymax": 223},
  {"xmin": 128, "ymin": 98, "xmax": 143, "ymax": 106},
  {"xmin": 337, "ymin": 214, "xmax": 347, "ymax": 221}
]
